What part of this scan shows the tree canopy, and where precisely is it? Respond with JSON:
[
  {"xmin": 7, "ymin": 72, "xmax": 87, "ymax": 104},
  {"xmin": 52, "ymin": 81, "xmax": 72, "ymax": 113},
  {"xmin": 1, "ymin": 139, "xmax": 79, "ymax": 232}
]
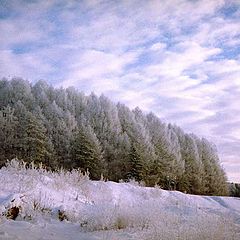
[{"xmin": 0, "ymin": 78, "xmax": 229, "ymax": 195}]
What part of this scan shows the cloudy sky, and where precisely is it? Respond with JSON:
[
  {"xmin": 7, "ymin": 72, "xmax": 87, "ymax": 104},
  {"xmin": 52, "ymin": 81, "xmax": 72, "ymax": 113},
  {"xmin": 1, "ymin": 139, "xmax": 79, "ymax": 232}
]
[{"xmin": 1, "ymin": 0, "xmax": 240, "ymax": 182}]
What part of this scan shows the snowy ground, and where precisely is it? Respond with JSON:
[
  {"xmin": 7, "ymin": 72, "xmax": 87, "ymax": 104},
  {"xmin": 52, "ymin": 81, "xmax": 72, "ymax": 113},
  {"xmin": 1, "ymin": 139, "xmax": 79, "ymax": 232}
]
[{"xmin": 0, "ymin": 160, "xmax": 240, "ymax": 240}]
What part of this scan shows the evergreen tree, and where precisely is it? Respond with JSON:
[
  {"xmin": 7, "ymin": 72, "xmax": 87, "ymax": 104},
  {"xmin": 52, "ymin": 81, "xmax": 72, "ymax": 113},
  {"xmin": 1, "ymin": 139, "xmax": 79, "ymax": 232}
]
[
  {"xmin": 229, "ymin": 183, "xmax": 240, "ymax": 197},
  {"xmin": 201, "ymin": 138, "xmax": 228, "ymax": 195},
  {"xmin": 0, "ymin": 77, "xmax": 229, "ymax": 195},
  {"xmin": 46, "ymin": 101, "xmax": 72, "ymax": 167},
  {"xmin": 146, "ymin": 115, "xmax": 183, "ymax": 188},
  {"xmin": 178, "ymin": 134, "xmax": 204, "ymax": 194},
  {"xmin": 26, "ymin": 114, "xmax": 50, "ymax": 164},
  {"xmin": 11, "ymin": 101, "xmax": 51, "ymax": 165},
  {"xmin": 20, "ymin": 112, "xmax": 51, "ymax": 165},
  {"xmin": 0, "ymin": 105, "xmax": 18, "ymax": 164},
  {"xmin": 70, "ymin": 123, "xmax": 104, "ymax": 180},
  {"xmin": 0, "ymin": 78, "xmax": 13, "ymax": 107},
  {"xmin": 126, "ymin": 142, "xmax": 146, "ymax": 182}
]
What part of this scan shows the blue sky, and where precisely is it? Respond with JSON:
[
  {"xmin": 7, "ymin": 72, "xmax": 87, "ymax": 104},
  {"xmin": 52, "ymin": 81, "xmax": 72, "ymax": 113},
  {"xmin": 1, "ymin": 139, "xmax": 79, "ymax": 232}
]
[{"xmin": 0, "ymin": 0, "xmax": 240, "ymax": 182}]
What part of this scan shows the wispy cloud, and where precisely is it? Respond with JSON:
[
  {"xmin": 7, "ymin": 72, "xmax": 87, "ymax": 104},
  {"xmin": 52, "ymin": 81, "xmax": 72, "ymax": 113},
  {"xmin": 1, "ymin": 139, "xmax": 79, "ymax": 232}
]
[{"xmin": 0, "ymin": 0, "xmax": 240, "ymax": 182}]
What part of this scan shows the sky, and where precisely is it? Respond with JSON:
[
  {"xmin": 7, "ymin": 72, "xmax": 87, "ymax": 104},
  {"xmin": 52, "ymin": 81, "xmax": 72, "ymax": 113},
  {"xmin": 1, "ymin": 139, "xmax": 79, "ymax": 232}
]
[{"xmin": 0, "ymin": 0, "xmax": 240, "ymax": 183}]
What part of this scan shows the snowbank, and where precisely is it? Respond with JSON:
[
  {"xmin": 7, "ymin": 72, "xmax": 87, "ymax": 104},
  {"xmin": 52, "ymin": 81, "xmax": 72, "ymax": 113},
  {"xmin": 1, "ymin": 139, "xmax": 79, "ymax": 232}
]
[{"xmin": 0, "ymin": 160, "xmax": 239, "ymax": 240}]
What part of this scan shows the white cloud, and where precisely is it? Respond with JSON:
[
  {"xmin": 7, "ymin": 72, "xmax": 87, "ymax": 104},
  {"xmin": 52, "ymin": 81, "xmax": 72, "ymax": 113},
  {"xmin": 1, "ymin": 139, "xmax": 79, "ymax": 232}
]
[
  {"xmin": 0, "ymin": 49, "xmax": 54, "ymax": 79},
  {"xmin": 59, "ymin": 49, "xmax": 141, "ymax": 91},
  {"xmin": 0, "ymin": 19, "xmax": 44, "ymax": 48},
  {"xmin": 150, "ymin": 43, "xmax": 167, "ymax": 51},
  {"xmin": 144, "ymin": 42, "xmax": 222, "ymax": 79}
]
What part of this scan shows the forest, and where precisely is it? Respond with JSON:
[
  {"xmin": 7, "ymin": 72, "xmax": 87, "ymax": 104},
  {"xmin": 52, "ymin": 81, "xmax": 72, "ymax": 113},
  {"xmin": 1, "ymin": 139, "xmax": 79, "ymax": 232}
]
[{"xmin": 0, "ymin": 78, "xmax": 228, "ymax": 195}]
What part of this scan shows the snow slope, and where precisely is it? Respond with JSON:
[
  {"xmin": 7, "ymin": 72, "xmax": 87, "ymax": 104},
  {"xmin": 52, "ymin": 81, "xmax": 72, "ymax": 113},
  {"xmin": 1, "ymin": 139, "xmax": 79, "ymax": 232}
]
[{"xmin": 0, "ymin": 160, "xmax": 239, "ymax": 240}]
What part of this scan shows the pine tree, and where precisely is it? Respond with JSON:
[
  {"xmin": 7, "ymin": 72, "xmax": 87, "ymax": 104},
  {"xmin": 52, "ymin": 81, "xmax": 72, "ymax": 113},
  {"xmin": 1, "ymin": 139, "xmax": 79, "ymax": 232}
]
[
  {"xmin": 229, "ymin": 183, "xmax": 240, "ymax": 197},
  {"xmin": 201, "ymin": 138, "xmax": 228, "ymax": 195},
  {"xmin": 0, "ymin": 78, "xmax": 229, "ymax": 195},
  {"xmin": 21, "ymin": 112, "xmax": 51, "ymax": 165},
  {"xmin": 126, "ymin": 142, "xmax": 146, "ymax": 182},
  {"xmin": 146, "ymin": 116, "xmax": 182, "ymax": 189},
  {"xmin": 12, "ymin": 101, "xmax": 51, "ymax": 165},
  {"xmin": 70, "ymin": 124, "xmax": 104, "ymax": 180},
  {"xmin": 0, "ymin": 105, "xmax": 18, "ymax": 164},
  {"xmin": 178, "ymin": 134, "xmax": 204, "ymax": 194},
  {"xmin": 46, "ymin": 101, "xmax": 72, "ymax": 167}
]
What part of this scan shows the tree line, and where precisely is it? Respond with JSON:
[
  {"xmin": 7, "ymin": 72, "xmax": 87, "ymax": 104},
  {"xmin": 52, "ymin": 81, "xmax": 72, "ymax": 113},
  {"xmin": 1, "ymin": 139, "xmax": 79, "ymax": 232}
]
[{"xmin": 0, "ymin": 78, "xmax": 228, "ymax": 195}]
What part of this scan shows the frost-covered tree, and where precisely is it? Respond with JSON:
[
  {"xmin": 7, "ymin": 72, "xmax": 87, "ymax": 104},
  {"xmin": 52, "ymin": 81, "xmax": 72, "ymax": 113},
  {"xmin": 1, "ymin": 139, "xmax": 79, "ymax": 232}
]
[
  {"xmin": 126, "ymin": 142, "xmax": 146, "ymax": 182},
  {"xmin": 117, "ymin": 105, "xmax": 155, "ymax": 183},
  {"xmin": 70, "ymin": 122, "xmax": 104, "ymax": 180},
  {"xmin": 0, "ymin": 78, "xmax": 229, "ymax": 195},
  {"xmin": 32, "ymin": 80, "xmax": 51, "ymax": 110},
  {"xmin": 13, "ymin": 102, "xmax": 51, "ymax": 165},
  {"xmin": 0, "ymin": 78, "xmax": 13, "ymax": 107},
  {"xmin": 0, "ymin": 105, "xmax": 18, "ymax": 164},
  {"xmin": 85, "ymin": 94, "xmax": 123, "ymax": 180},
  {"xmin": 10, "ymin": 78, "xmax": 34, "ymax": 109},
  {"xmin": 22, "ymin": 113, "xmax": 51, "ymax": 164},
  {"xmin": 44, "ymin": 101, "xmax": 71, "ymax": 166},
  {"xmin": 178, "ymin": 134, "xmax": 204, "ymax": 194},
  {"xmin": 200, "ymin": 138, "xmax": 228, "ymax": 195},
  {"xmin": 66, "ymin": 87, "xmax": 87, "ymax": 119},
  {"xmin": 145, "ymin": 114, "xmax": 183, "ymax": 188}
]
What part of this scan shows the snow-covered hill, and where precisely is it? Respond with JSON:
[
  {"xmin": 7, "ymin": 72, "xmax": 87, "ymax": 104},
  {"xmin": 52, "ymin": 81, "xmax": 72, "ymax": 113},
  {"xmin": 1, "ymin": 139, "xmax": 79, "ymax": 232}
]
[{"xmin": 0, "ymin": 160, "xmax": 239, "ymax": 240}]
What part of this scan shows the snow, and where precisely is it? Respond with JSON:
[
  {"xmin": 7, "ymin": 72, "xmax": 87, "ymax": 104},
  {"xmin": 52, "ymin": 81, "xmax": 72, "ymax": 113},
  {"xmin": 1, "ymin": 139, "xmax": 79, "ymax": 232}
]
[{"xmin": 0, "ymin": 160, "xmax": 240, "ymax": 240}]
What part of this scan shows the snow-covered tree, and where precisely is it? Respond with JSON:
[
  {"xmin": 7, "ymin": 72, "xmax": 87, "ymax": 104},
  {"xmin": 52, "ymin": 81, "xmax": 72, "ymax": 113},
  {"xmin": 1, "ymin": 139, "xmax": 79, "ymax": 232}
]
[
  {"xmin": 200, "ymin": 138, "xmax": 228, "ymax": 195},
  {"xmin": 0, "ymin": 78, "xmax": 229, "ymax": 195},
  {"xmin": 178, "ymin": 134, "xmax": 204, "ymax": 194},
  {"xmin": 70, "ymin": 122, "xmax": 104, "ymax": 180},
  {"xmin": 13, "ymin": 101, "xmax": 51, "ymax": 165},
  {"xmin": 0, "ymin": 105, "xmax": 18, "ymax": 164}
]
